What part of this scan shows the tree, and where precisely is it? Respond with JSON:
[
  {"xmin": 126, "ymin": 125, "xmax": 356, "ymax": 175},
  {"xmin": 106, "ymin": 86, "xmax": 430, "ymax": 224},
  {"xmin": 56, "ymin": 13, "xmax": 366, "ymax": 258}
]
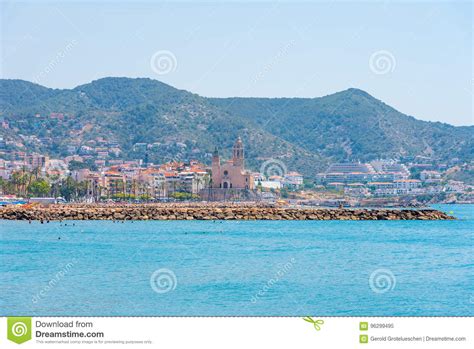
[
  {"xmin": 170, "ymin": 192, "xmax": 198, "ymax": 201},
  {"xmin": 28, "ymin": 178, "xmax": 51, "ymax": 197},
  {"xmin": 59, "ymin": 176, "xmax": 88, "ymax": 201},
  {"xmin": 68, "ymin": 159, "xmax": 98, "ymax": 171},
  {"xmin": 303, "ymin": 179, "xmax": 315, "ymax": 189},
  {"xmin": 0, "ymin": 177, "xmax": 14, "ymax": 195},
  {"xmin": 11, "ymin": 171, "xmax": 30, "ymax": 197}
]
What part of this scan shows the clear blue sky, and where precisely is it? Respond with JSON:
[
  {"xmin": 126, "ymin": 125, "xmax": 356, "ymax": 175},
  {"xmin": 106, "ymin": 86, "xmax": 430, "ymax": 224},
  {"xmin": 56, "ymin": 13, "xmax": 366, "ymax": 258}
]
[{"xmin": 1, "ymin": 0, "xmax": 472, "ymax": 125}]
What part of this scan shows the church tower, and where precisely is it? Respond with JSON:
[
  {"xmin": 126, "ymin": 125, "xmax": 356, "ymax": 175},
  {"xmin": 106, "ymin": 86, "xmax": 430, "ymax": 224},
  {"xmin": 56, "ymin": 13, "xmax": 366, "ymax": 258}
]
[
  {"xmin": 232, "ymin": 136, "xmax": 244, "ymax": 167},
  {"xmin": 209, "ymin": 138, "xmax": 254, "ymax": 192}
]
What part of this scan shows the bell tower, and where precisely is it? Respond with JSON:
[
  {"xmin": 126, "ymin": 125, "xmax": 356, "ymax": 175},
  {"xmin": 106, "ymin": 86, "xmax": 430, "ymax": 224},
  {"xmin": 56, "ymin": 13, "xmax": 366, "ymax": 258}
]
[{"xmin": 232, "ymin": 137, "xmax": 244, "ymax": 167}]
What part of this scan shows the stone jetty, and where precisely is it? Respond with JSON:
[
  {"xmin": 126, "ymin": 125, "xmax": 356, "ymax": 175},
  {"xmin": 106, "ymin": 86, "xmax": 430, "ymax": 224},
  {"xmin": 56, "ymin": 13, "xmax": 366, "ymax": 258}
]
[{"xmin": 0, "ymin": 203, "xmax": 455, "ymax": 221}]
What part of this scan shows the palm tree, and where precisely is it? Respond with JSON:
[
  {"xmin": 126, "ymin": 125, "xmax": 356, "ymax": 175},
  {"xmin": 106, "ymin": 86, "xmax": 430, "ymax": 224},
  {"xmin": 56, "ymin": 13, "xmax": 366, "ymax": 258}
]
[
  {"xmin": 11, "ymin": 172, "xmax": 22, "ymax": 195},
  {"xmin": 12, "ymin": 171, "xmax": 29, "ymax": 197},
  {"xmin": 159, "ymin": 181, "xmax": 165, "ymax": 199},
  {"xmin": 208, "ymin": 177, "xmax": 213, "ymax": 201}
]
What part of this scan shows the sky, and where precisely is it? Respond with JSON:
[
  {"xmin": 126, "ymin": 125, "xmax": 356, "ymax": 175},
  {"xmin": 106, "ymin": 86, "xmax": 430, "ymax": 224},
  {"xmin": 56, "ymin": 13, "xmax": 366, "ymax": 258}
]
[{"xmin": 1, "ymin": 0, "xmax": 472, "ymax": 126}]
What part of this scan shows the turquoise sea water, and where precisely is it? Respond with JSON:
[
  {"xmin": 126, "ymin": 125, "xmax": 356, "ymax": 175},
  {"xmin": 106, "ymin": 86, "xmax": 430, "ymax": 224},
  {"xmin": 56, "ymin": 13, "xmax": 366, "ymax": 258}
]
[{"xmin": 1, "ymin": 204, "xmax": 472, "ymax": 316}]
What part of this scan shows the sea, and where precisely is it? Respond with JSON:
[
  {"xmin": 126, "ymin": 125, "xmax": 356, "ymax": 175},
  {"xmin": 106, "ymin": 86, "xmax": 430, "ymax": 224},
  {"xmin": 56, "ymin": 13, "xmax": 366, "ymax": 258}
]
[{"xmin": 1, "ymin": 204, "xmax": 472, "ymax": 316}]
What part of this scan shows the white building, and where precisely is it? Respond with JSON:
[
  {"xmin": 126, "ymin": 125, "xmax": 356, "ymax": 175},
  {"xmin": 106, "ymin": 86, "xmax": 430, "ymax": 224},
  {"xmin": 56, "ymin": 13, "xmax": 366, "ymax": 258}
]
[
  {"xmin": 444, "ymin": 180, "xmax": 465, "ymax": 193},
  {"xmin": 394, "ymin": 179, "xmax": 421, "ymax": 190},
  {"xmin": 420, "ymin": 170, "xmax": 442, "ymax": 183},
  {"xmin": 259, "ymin": 180, "xmax": 281, "ymax": 190},
  {"xmin": 283, "ymin": 171, "xmax": 304, "ymax": 189}
]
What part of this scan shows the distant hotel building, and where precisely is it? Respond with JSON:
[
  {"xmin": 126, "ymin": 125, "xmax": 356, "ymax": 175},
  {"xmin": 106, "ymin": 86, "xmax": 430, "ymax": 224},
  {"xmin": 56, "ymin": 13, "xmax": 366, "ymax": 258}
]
[
  {"xmin": 317, "ymin": 161, "xmax": 409, "ymax": 184},
  {"xmin": 317, "ymin": 162, "xmax": 376, "ymax": 184}
]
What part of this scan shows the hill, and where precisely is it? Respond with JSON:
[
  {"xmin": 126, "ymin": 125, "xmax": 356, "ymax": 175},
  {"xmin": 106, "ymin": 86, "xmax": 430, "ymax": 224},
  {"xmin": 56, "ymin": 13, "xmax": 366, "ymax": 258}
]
[
  {"xmin": 0, "ymin": 77, "xmax": 472, "ymax": 177},
  {"xmin": 209, "ymin": 89, "xmax": 473, "ymax": 163}
]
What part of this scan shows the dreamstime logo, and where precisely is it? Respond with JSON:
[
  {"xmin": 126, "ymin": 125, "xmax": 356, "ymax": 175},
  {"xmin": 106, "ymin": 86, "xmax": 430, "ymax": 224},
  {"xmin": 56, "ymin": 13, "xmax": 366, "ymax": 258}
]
[
  {"xmin": 369, "ymin": 268, "xmax": 396, "ymax": 294},
  {"xmin": 150, "ymin": 50, "xmax": 178, "ymax": 75},
  {"xmin": 369, "ymin": 50, "xmax": 396, "ymax": 75},
  {"xmin": 7, "ymin": 317, "xmax": 32, "ymax": 344},
  {"xmin": 11, "ymin": 322, "xmax": 28, "ymax": 337},
  {"xmin": 32, "ymin": 259, "xmax": 77, "ymax": 303},
  {"xmin": 252, "ymin": 40, "xmax": 295, "ymax": 85},
  {"xmin": 150, "ymin": 268, "xmax": 177, "ymax": 294},
  {"xmin": 251, "ymin": 257, "xmax": 296, "ymax": 303},
  {"xmin": 260, "ymin": 158, "xmax": 287, "ymax": 179},
  {"xmin": 32, "ymin": 39, "xmax": 78, "ymax": 84}
]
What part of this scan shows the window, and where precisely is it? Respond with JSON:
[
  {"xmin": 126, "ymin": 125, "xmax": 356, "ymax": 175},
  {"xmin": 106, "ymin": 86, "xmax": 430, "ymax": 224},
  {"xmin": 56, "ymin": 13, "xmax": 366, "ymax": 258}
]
[{"xmin": 223, "ymin": 170, "xmax": 228, "ymax": 176}]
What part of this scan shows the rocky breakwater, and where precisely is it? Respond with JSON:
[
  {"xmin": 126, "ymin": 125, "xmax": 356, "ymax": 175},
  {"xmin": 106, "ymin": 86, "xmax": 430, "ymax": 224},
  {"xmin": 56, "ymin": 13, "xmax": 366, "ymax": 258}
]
[{"xmin": 0, "ymin": 204, "xmax": 455, "ymax": 221}]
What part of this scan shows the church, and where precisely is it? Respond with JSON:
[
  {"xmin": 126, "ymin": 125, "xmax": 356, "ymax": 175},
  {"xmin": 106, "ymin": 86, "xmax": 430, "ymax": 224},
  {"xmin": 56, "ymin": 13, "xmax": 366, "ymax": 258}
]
[{"xmin": 211, "ymin": 137, "xmax": 254, "ymax": 190}]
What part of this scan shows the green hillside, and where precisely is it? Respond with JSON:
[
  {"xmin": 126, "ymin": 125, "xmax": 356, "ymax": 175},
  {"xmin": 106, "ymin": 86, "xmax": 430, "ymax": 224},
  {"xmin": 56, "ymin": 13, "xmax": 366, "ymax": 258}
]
[
  {"xmin": 210, "ymin": 89, "xmax": 473, "ymax": 163},
  {"xmin": 0, "ymin": 78, "xmax": 472, "ymax": 177}
]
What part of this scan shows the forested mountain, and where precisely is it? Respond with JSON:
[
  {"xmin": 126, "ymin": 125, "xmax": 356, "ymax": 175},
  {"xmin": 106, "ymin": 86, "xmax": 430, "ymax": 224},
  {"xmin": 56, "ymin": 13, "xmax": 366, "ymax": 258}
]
[{"xmin": 1, "ymin": 77, "xmax": 472, "ymax": 176}]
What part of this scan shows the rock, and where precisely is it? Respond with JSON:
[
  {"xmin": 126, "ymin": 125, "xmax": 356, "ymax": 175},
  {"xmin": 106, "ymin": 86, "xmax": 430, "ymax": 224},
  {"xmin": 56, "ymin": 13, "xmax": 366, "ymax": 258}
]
[{"xmin": 0, "ymin": 205, "xmax": 454, "ymax": 221}]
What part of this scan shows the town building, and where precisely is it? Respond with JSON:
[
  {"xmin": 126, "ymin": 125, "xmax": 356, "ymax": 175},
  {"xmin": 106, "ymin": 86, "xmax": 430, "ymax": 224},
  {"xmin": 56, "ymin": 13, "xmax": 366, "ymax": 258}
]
[
  {"xmin": 283, "ymin": 171, "xmax": 304, "ymax": 189},
  {"xmin": 317, "ymin": 162, "xmax": 376, "ymax": 184},
  {"xmin": 344, "ymin": 183, "xmax": 369, "ymax": 197},
  {"xmin": 420, "ymin": 170, "xmax": 442, "ymax": 183},
  {"xmin": 25, "ymin": 153, "xmax": 49, "ymax": 170},
  {"xmin": 259, "ymin": 175, "xmax": 282, "ymax": 190},
  {"xmin": 318, "ymin": 161, "xmax": 410, "ymax": 185},
  {"xmin": 391, "ymin": 179, "xmax": 422, "ymax": 195},
  {"xmin": 211, "ymin": 137, "xmax": 254, "ymax": 190}
]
